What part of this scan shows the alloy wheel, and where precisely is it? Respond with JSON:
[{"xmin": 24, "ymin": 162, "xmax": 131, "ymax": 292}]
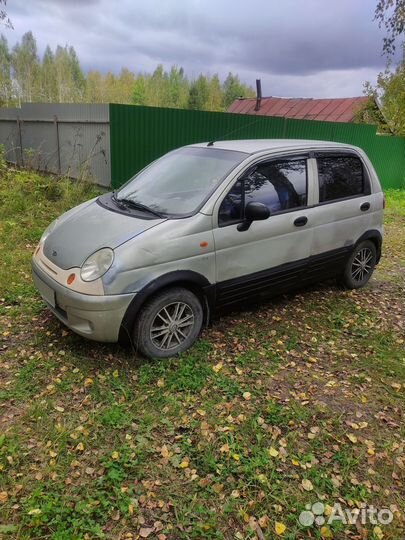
[
  {"xmin": 150, "ymin": 301, "xmax": 195, "ymax": 350},
  {"xmin": 351, "ymin": 247, "xmax": 374, "ymax": 283}
]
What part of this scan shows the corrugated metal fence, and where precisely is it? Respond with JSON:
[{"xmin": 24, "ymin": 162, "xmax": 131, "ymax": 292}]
[
  {"xmin": 109, "ymin": 104, "xmax": 405, "ymax": 190},
  {"xmin": 0, "ymin": 103, "xmax": 111, "ymax": 187},
  {"xmin": 0, "ymin": 103, "xmax": 404, "ymax": 190}
]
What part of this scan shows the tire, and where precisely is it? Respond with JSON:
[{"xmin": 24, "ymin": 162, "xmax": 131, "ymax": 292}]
[
  {"xmin": 340, "ymin": 240, "xmax": 377, "ymax": 289},
  {"xmin": 133, "ymin": 287, "xmax": 203, "ymax": 359}
]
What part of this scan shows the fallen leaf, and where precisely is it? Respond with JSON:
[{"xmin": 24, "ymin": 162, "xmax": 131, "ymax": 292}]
[
  {"xmin": 268, "ymin": 447, "xmax": 279, "ymax": 458},
  {"xmin": 258, "ymin": 515, "xmax": 269, "ymax": 528},
  {"xmin": 373, "ymin": 526, "xmax": 384, "ymax": 540},
  {"xmin": 320, "ymin": 525, "xmax": 333, "ymax": 538},
  {"xmin": 243, "ymin": 392, "xmax": 251, "ymax": 401},
  {"xmin": 28, "ymin": 508, "xmax": 42, "ymax": 515},
  {"xmin": 275, "ymin": 521, "xmax": 286, "ymax": 536},
  {"xmin": 301, "ymin": 479, "xmax": 313, "ymax": 491},
  {"xmin": 220, "ymin": 443, "xmax": 230, "ymax": 453},
  {"xmin": 160, "ymin": 445, "xmax": 170, "ymax": 458},
  {"xmin": 139, "ymin": 527, "xmax": 154, "ymax": 538},
  {"xmin": 212, "ymin": 362, "xmax": 223, "ymax": 373}
]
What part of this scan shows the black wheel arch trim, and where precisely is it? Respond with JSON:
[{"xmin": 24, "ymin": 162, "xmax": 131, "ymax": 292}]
[
  {"xmin": 355, "ymin": 230, "xmax": 382, "ymax": 262},
  {"xmin": 119, "ymin": 270, "xmax": 215, "ymax": 343}
]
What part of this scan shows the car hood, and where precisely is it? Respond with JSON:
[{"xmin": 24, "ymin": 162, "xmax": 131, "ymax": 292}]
[{"xmin": 43, "ymin": 197, "xmax": 166, "ymax": 270}]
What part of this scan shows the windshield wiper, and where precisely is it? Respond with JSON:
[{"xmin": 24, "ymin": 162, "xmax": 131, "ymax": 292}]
[{"xmin": 112, "ymin": 194, "xmax": 163, "ymax": 218}]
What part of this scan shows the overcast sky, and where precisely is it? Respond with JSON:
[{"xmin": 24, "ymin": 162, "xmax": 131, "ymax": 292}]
[{"xmin": 4, "ymin": 0, "xmax": 399, "ymax": 98}]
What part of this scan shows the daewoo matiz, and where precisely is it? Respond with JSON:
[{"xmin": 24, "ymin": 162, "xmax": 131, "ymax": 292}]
[{"xmin": 32, "ymin": 139, "xmax": 384, "ymax": 358}]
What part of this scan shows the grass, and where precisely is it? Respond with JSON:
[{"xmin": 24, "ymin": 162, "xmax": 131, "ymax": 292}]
[{"xmin": 0, "ymin": 167, "xmax": 404, "ymax": 540}]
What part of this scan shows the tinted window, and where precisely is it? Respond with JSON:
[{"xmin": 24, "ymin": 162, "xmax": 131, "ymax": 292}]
[
  {"xmin": 317, "ymin": 155, "xmax": 364, "ymax": 202},
  {"xmin": 219, "ymin": 158, "xmax": 307, "ymax": 225}
]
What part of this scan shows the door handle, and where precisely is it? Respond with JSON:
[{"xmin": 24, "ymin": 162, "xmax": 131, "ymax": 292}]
[
  {"xmin": 360, "ymin": 202, "xmax": 370, "ymax": 212},
  {"xmin": 294, "ymin": 216, "xmax": 308, "ymax": 227}
]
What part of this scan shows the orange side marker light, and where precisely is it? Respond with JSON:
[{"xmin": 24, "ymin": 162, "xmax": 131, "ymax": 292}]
[
  {"xmin": 67, "ymin": 273, "xmax": 76, "ymax": 285},
  {"xmin": 200, "ymin": 241, "xmax": 209, "ymax": 248}
]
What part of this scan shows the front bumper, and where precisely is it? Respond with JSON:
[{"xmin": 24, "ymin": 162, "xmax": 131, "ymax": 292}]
[{"xmin": 32, "ymin": 259, "xmax": 135, "ymax": 342}]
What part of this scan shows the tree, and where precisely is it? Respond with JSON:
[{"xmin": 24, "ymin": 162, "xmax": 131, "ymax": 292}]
[
  {"xmin": 54, "ymin": 45, "xmax": 85, "ymax": 102},
  {"xmin": 206, "ymin": 74, "xmax": 223, "ymax": 111},
  {"xmin": 222, "ymin": 72, "xmax": 254, "ymax": 109},
  {"xmin": 40, "ymin": 45, "xmax": 57, "ymax": 102},
  {"xmin": 0, "ymin": 34, "xmax": 11, "ymax": 105},
  {"xmin": 118, "ymin": 68, "xmax": 136, "ymax": 103},
  {"xmin": 188, "ymin": 74, "xmax": 209, "ymax": 110},
  {"xmin": 166, "ymin": 66, "xmax": 189, "ymax": 108},
  {"xmin": 3, "ymin": 29, "xmax": 260, "ymax": 111},
  {"xmin": 12, "ymin": 31, "xmax": 40, "ymax": 103},
  {"xmin": 85, "ymin": 70, "xmax": 104, "ymax": 102},
  {"xmin": 375, "ymin": 0, "xmax": 405, "ymax": 55},
  {"xmin": 355, "ymin": 66, "xmax": 405, "ymax": 135},
  {"xmin": 132, "ymin": 75, "xmax": 147, "ymax": 105}
]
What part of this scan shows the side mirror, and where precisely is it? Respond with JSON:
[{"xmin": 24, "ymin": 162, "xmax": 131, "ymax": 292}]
[{"xmin": 237, "ymin": 202, "xmax": 270, "ymax": 231}]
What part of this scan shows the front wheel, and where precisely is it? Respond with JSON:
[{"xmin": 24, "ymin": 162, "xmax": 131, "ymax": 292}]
[
  {"xmin": 340, "ymin": 240, "xmax": 377, "ymax": 289},
  {"xmin": 133, "ymin": 287, "xmax": 203, "ymax": 359}
]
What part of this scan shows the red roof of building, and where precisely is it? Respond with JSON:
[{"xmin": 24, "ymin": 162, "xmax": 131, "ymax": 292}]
[{"xmin": 228, "ymin": 96, "xmax": 368, "ymax": 123}]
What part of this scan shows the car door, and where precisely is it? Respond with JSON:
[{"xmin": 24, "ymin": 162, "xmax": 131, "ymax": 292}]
[
  {"xmin": 212, "ymin": 154, "xmax": 316, "ymax": 308},
  {"xmin": 308, "ymin": 152, "xmax": 375, "ymax": 277}
]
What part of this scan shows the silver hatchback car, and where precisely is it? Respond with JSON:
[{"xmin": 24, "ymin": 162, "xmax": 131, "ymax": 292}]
[{"xmin": 32, "ymin": 139, "xmax": 384, "ymax": 358}]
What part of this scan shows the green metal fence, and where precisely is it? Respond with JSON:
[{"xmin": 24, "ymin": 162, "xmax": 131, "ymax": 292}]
[{"xmin": 109, "ymin": 104, "xmax": 405, "ymax": 190}]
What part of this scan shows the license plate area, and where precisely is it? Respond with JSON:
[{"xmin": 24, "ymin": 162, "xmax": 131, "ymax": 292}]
[{"xmin": 35, "ymin": 275, "xmax": 56, "ymax": 308}]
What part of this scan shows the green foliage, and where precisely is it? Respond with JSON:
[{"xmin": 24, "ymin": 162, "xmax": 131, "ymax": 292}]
[
  {"xmin": 355, "ymin": 65, "xmax": 405, "ymax": 136},
  {"xmin": 0, "ymin": 30, "xmax": 254, "ymax": 111},
  {"xmin": 188, "ymin": 74, "xmax": 209, "ymax": 110},
  {"xmin": 222, "ymin": 72, "xmax": 251, "ymax": 109}
]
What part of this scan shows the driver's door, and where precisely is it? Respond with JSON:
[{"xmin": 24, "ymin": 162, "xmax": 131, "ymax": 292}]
[{"xmin": 213, "ymin": 155, "xmax": 314, "ymax": 307}]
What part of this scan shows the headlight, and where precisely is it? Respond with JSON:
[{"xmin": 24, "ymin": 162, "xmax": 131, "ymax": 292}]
[{"xmin": 81, "ymin": 248, "xmax": 114, "ymax": 282}]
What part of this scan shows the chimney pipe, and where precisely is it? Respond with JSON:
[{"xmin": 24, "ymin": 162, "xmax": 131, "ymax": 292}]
[{"xmin": 255, "ymin": 79, "xmax": 262, "ymax": 111}]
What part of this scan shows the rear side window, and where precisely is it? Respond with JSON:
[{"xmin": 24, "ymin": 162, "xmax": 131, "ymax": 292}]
[{"xmin": 317, "ymin": 155, "xmax": 366, "ymax": 202}]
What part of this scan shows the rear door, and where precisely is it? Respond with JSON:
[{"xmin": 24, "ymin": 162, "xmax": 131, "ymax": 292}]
[
  {"xmin": 308, "ymin": 152, "xmax": 375, "ymax": 276},
  {"xmin": 212, "ymin": 154, "xmax": 317, "ymax": 308}
]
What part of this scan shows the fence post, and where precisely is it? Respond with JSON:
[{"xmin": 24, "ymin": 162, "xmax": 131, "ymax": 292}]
[
  {"xmin": 16, "ymin": 116, "xmax": 24, "ymax": 166},
  {"xmin": 54, "ymin": 114, "xmax": 61, "ymax": 174}
]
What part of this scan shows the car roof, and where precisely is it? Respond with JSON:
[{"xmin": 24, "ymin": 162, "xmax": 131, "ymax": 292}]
[{"xmin": 190, "ymin": 139, "xmax": 359, "ymax": 155}]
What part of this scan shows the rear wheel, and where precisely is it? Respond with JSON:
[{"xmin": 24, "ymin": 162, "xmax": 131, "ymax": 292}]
[
  {"xmin": 133, "ymin": 287, "xmax": 203, "ymax": 359},
  {"xmin": 340, "ymin": 240, "xmax": 377, "ymax": 289}
]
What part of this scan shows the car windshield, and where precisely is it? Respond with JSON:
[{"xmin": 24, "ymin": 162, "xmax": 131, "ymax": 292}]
[{"xmin": 116, "ymin": 146, "xmax": 247, "ymax": 217}]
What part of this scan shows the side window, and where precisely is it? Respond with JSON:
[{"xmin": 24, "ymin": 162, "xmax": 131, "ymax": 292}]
[
  {"xmin": 218, "ymin": 158, "xmax": 307, "ymax": 226},
  {"xmin": 317, "ymin": 155, "xmax": 366, "ymax": 202},
  {"xmin": 245, "ymin": 159, "xmax": 307, "ymax": 213}
]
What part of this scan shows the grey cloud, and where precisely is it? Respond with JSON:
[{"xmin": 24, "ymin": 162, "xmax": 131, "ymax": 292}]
[{"xmin": 5, "ymin": 0, "xmax": 396, "ymax": 97}]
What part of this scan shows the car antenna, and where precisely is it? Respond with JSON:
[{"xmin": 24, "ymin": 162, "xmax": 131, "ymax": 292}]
[{"xmin": 206, "ymin": 116, "xmax": 264, "ymax": 147}]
